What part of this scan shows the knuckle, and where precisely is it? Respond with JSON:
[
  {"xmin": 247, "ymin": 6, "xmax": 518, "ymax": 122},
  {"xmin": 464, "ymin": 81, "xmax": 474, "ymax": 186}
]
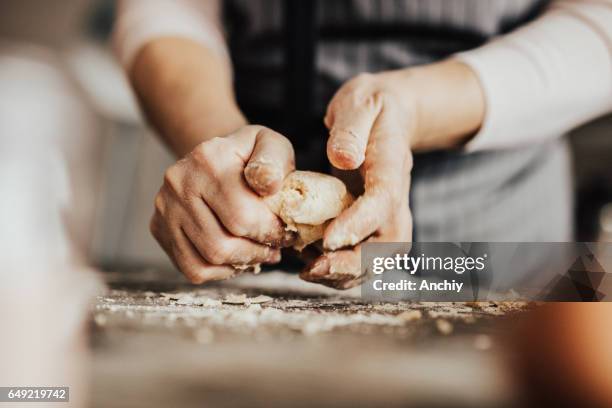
[
  {"xmin": 191, "ymin": 140, "xmax": 225, "ymax": 178},
  {"xmin": 191, "ymin": 143, "xmax": 217, "ymax": 170},
  {"xmin": 192, "ymin": 140, "xmax": 215, "ymax": 161},
  {"xmin": 163, "ymin": 165, "xmax": 183, "ymax": 194}
]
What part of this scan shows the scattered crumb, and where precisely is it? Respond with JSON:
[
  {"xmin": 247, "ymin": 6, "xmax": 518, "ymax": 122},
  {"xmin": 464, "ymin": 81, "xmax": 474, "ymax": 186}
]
[
  {"xmin": 284, "ymin": 300, "xmax": 310, "ymax": 308},
  {"xmin": 176, "ymin": 294, "xmax": 197, "ymax": 305},
  {"xmin": 436, "ymin": 319, "xmax": 453, "ymax": 335},
  {"xmin": 223, "ymin": 294, "xmax": 249, "ymax": 304},
  {"xmin": 95, "ymin": 285, "xmax": 529, "ymax": 341},
  {"xmin": 202, "ymin": 298, "xmax": 222, "ymax": 307},
  {"xmin": 497, "ymin": 301, "xmax": 529, "ymax": 312},
  {"xmin": 249, "ymin": 295, "xmax": 273, "ymax": 304},
  {"xmin": 160, "ymin": 293, "xmax": 223, "ymax": 307},
  {"xmin": 223, "ymin": 293, "xmax": 273, "ymax": 305}
]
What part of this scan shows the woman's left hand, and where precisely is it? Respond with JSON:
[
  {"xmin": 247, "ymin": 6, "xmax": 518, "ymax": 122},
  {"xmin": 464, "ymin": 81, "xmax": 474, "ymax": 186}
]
[{"xmin": 300, "ymin": 72, "xmax": 416, "ymax": 289}]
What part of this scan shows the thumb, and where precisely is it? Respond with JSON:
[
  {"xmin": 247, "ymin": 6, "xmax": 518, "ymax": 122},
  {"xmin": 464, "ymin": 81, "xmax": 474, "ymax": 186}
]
[
  {"xmin": 325, "ymin": 89, "xmax": 382, "ymax": 170},
  {"xmin": 324, "ymin": 105, "xmax": 412, "ymax": 250},
  {"xmin": 243, "ymin": 127, "xmax": 295, "ymax": 196}
]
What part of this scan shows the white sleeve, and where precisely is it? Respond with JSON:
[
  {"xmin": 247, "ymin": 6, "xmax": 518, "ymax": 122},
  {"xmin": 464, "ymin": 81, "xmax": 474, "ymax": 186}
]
[
  {"xmin": 113, "ymin": 0, "xmax": 229, "ymax": 70},
  {"xmin": 455, "ymin": 0, "xmax": 612, "ymax": 151}
]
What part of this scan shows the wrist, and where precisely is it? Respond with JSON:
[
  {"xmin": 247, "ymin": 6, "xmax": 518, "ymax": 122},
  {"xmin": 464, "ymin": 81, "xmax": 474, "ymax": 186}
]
[
  {"xmin": 130, "ymin": 37, "xmax": 248, "ymax": 157},
  {"xmin": 379, "ymin": 59, "xmax": 486, "ymax": 152},
  {"xmin": 176, "ymin": 103, "xmax": 247, "ymax": 155}
]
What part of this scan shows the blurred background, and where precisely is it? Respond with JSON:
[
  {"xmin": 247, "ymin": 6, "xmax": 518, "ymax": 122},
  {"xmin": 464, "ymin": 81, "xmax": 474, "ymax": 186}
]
[{"xmin": 1, "ymin": 1, "xmax": 611, "ymax": 407}]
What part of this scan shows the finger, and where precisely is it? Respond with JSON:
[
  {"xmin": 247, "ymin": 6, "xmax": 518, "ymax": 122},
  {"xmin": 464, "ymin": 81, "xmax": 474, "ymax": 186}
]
[
  {"xmin": 244, "ymin": 127, "xmax": 295, "ymax": 196},
  {"xmin": 323, "ymin": 106, "xmax": 412, "ymax": 251},
  {"xmin": 182, "ymin": 197, "xmax": 281, "ymax": 265},
  {"xmin": 171, "ymin": 225, "xmax": 236, "ymax": 284},
  {"xmin": 323, "ymin": 176, "xmax": 411, "ymax": 250},
  {"xmin": 193, "ymin": 130, "xmax": 288, "ymax": 245},
  {"xmin": 325, "ymin": 83, "xmax": 382, "ymax": 170},
  {"xmin": 300, "ymin": 247, "xmax": 363, "ymax": 290},
  {"xmin": 203, "ymin": 174, "xmax": 287, "ymax": 245},
  {"xmin": 302, "ymin": 226, "xmax": 412, "ymax": 290}
]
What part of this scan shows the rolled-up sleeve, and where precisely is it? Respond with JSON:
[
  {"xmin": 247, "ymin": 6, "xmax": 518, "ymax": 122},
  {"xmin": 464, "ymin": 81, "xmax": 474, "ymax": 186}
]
[
  {"xmin": 113, "ymin": 0, "xmax": 228, "ymax": 70},
  {"xmin": 456, "ymin": 0, "xmax": 612, "ymax": 151}
]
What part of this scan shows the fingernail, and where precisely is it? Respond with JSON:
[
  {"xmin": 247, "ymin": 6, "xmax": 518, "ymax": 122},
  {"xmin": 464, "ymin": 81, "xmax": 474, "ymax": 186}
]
[
  {"xmin": 245, "ymin": 160, "xmax": 282, "ymax": 194},
  {"xmin": 328, "ymin": 130, "xmax": 365, "ymax": 169},
  {"xmin": 329, "ymin": 147, "xmax": 363, "ymax": 170}
]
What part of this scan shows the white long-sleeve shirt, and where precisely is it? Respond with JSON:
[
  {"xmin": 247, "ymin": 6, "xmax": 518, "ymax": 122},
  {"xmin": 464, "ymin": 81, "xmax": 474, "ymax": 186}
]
[{"xmin": 113, "ymin": 0, "xmax": 612, "ymax": 151}]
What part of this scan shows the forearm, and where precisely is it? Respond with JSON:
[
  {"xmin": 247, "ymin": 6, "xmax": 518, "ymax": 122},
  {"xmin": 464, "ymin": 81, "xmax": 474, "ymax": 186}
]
[
  {"xmin": 379, "ymin": 59, "xmax": 486, "ymax": 152},
  {"xmin": 130, "ymin": 37, "xmax": 247, "ymax": 157},
  {"xmin": 387, "ymin": 0, "xmax": 612, "ymax": 153},
  {"xmin": 410, "ymin": 60, "xmax": 485, "ymax": 151},
  {"xmin": 454, "ymin": 0, "xmax": 612, "ymax": 150}
]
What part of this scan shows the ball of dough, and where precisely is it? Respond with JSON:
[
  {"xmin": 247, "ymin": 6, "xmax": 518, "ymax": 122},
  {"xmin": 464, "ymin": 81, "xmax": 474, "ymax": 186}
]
[{"xmin": 264, "ymin": 171, "xmax": 354, "ymax": 250}]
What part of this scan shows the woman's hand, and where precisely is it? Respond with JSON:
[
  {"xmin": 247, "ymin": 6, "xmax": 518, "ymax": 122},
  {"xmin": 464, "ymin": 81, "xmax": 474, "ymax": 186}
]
[
  {"xmin": 300, "ymin": 73, "xmax": 416, "ymax": 289},
  {"xmin": 301, "ymin": 60, "xmax": 485, "ymax": 289},
  {"xmin": 150, "ymin": 125, "xmax": 295, "ymax": 284}
]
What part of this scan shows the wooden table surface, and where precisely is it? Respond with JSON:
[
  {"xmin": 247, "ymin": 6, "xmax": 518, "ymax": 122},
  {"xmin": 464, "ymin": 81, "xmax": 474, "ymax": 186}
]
[{"xmin": 91, "ymin": 269, "xmax": 529, "ymax": 408}]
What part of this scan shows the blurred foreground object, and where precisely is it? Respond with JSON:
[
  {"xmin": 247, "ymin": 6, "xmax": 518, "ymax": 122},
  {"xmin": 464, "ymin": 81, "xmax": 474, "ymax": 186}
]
[
  {"xmin": 514, "ymin": 303, "xmax": 612, "ymax": 408},
  {"xmin": 0, "ymin": 44, "xmax": 103, "ymax": 406}
]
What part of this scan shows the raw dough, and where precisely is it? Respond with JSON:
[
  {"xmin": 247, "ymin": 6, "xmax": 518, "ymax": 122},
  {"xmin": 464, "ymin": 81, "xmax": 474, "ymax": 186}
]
[{"xmin": 264, "ymin": 171, "xmax": 354, "ymax": 250}]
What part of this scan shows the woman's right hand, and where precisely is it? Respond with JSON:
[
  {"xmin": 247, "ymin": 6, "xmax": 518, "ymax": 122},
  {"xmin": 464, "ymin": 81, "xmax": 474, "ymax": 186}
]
[{"xmin": 150, "ymin": 125, "xmax": 295, "ymax": 284}]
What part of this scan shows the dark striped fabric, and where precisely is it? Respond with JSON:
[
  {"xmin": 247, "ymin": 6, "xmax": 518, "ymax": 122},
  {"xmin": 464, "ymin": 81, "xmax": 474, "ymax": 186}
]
[{"xmin": 223, "ymin": 0, "xmax": 573, "ymax": 242}]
